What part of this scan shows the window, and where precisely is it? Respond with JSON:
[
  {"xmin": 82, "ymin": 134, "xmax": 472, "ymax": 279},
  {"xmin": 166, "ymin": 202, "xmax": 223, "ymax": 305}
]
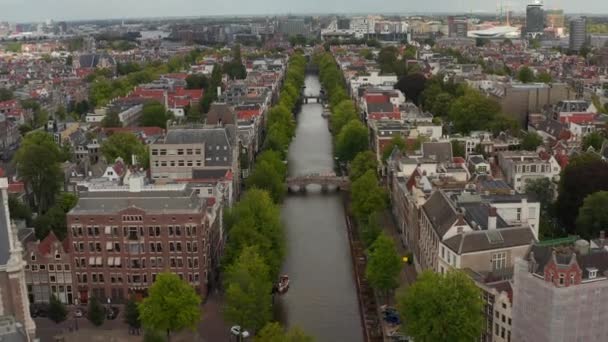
[
  {"xmin": 177, "ymin": 149, "xmax": 184, "ymax": 155},
  {"xmin": 186, "ymin": 149, "xmax": 193, "ymax": 155},
  {"xmin": 559, "ymin": 273, "xmax": 565, "ymax": 286},
  {"xmin": 501, "ymin": 314, "xmax": 505, "ymax": 323},
  {"xmin": 495, "ymin": 323, "xmax": 499, "ymax": 336},
  {"xmin": 492, "ymin": 252, "xmax": 507, "ymax": 271},
  {"xmin": 502, "ymin": 303, "xmax": 507, "ymax": 309},
  {"xmin": 495, "ymin": 310, "xmax": 499, "ymax": 319},
  {"xmin": 178, "ymin": 160, "xmax": 185, "ymax": 167},
  {"xmin": 501, "ymin": 327, "xmax": 505, "ymax": 339},
  {"xmin": 152, "ymin": 149, "xmax": 158, "ymax": 156}
]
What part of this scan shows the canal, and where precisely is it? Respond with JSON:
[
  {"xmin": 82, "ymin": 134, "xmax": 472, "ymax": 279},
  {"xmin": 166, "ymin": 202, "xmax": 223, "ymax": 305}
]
[{"xmin": 278, "ymin": 74, "xmax": 364, "ymax": 342}]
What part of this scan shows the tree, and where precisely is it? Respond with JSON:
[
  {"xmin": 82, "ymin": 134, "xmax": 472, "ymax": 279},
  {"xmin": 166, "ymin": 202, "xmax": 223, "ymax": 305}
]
[
  {"xmin": 101, "ymin": 132, "xmax": 148, "ymax": 167},
  {"xmin": 382, "ymin": 136, "xmax": 406, "ymax": 163},
  {"xmin": 13, "ymin": 131, "xmax": 63, "ymax": 214},
  {"xmin": 448, "ymin": 88, "xmax": 501, "ymax": 134},
  {"xmin": 0, "ymin": 88, "xmax": 14, "ymax": 101},
  {"xmin": 246, "ymin": 156, "xmax": 287, "ymax": 203},
  {"xmin": 336, "ymin": 120, "xmax": 369, "ymax": 162},
  {"xmin": 351, "ymin": 170, "xmax": 387, "ymax": 222},
  {"xmin": 255, "ymin": 322, "xmax": 314, "ymax": 342},
  {"xmin": 576, "ymin": 191, "xmax": 608, "ymax": 239},
  {"xmin": 582, "ymin": 131, "xmax": 605, "ymax": 151},
  {"xmin": 360, "ymin": 212, "xmax": 382, "ymax": 248},
  {"xmin": 224, "ymin": 45, "xmax": 247, "ymax": 80},
  {"xmin": 366, "ymin": 233, "xmax": 402, "ymax": 302},
  {"xmin": 185, "ymin": 74, "xmax": 209, "ymax": 90},
  {"xmin": 125, "ymin": 298, "xmax": 141, "ymax": 334},
  {"xmin": 525, "ymin": 178, "xmax": 556, "ymax": 211},
  {"xmin": 451, "ymin": 140, "xmax": 465, "ymax": 158},
  {"xmin": 8, "ymin": 195, "xmax": 32, "ymax": 225},
  {"xmin": 185, "ymin": 103, "xmax": 203, "ymax": 123},
  {"xmin": 517, "ymin": 66, "xmax": 535, "ymax": 83},
  {"xmin": 394, "ymin": 73, "xmax": 427, "ymax": 105},
  {"xmin": 396, "ymin": 270, "xmax": 484, "ymax": 342},
  {"xmin": 349, "ymin": 151, "xmax": 378, "ymax": 182},
  {"xmin": 102, "ymin": 111, "xmax": 121, "ymax": 128},
  {"xmin": 224, "ymin": 246, "xmax": 273, "ymax": 333},
  {"xmin": 521, "ymin": 132, "xmax": 544, "ymax": 151},
  {"xmin": 32, "ymin": 193, "xmax": 77, "ymax": 240},
  {"xmin": 88, "ymin": 297, "xmax": 105, "ymax": 327},
  {"xmin": 140, "ymin": 101, "xmax": 172, "ymax": 128},
  {"xmin": 139, "ymin": 272, "xmax": 202, "ymax": 342},
  {"xmin": 556, "ymin": 153, "xmax": 608, "ymax": 231},
  {"xmin": 536, "ymin": 71, "xmax": 553, "ymax": 83},
  {"xmin": 48, "ymin": 295, "xmax": 67, "ymax": 324},
  {"xmin": 377, "ymin": 46, "xmax": 399, "ymax": 75},
  {"xmin": 330, "ymin": 100, "xmax": 358, "ymax": 135}
]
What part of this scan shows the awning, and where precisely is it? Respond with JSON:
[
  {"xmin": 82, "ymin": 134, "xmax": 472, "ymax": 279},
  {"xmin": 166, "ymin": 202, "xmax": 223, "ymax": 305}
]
[
  {"xmin": 88, "ymin": 257, "xmax": 95, "ymax": 266},
  {"xmin": 107, "ymin": 257, "xmax": 114, "ymax": 266},
  {"xmin": 106, "ymin": 242, "xmax": 113, "ymax": 251},
  {"xmin": 96, "ymin": 256, "xmax": 102, "ymax": 266},
  {"xmin": 105, "ymin": 226, "xmax": 112, "ymax": 235}
]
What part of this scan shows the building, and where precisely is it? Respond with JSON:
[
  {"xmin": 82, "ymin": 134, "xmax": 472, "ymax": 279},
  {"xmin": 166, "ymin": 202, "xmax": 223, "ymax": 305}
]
[
  {"xmin": 278, "ymin": 18, "xmax": 309, "ymax": 37},
  {"xmin": 468, "ymin": 269, "xmax": 514, "ymax": 342},
  {"xmin": 0, "ymin": 177, "xmax": 36, "ymax": 339},
  {"xmin": 497, "ymin": 151, "xmax": 560, "ymax": 193},
  {"xmin": 24, "ymin": 232, "xmax": 74, "ymax": 305},
  {"xmin": 448, "ymin": 16, "xmax": 468, "ymax": 38},
  {"xmin": 66, "ymin": 177, "xmax": 215, "ymax": 303},
  {"xmin": 525, "ymin": 1, "xmax": 545, "ymax": 37},
  {"xmin": 512, "ymin": 237, "xmax": 608, "ymax": 341},
  {"xmin": 545, "ymin": 9, "xmax": 565, "ymax": 29},
  {"xmin": 569, "ymin": 17, "xmax": 588, "ymax": 52}
]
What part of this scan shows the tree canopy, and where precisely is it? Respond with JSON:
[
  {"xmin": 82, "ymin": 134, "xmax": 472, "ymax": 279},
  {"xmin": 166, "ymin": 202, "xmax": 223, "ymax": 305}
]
[
  {"xmin": 88, "ymin": 297, "xmax": 105, "ymax": 326},
  {"xmin": 394, "ymin": 73, "xmax": 427, "ymax": 105},
  {"xmin": 48, "ymin": 295, "xmax": 67, "ymax": 324},
  {"xmin": 349, "ymin": 151, "xmax": 378, "ymax": 182},
  {"xmin": 351, "ymin": 170, "xmax": 387, "ymax": 222},
  {"xmin": 365, "ymin": 232, "xmax": 402, "ymax": 301},
  {"xmin": 582, "ymin": 131, "xmax": 605, "ymax": 151},
  {"xmin": 138, "ymin": 272, "xmax": 201, "ymax": 340},
  {"xmin": 520, "ymin": 132, "xmax": 544, "ymax": 151},
  {"xmin": 396, "ymin": 270, "xmax": 484, "ymax": 342},
  {"xmin": 336, "ymin": 120, "xmax": 369, "ymax": 162},
  {"xmin": 448, "ymin": 87, "xmax": 502, "ymax": 134},
  {"xmin": 576, "ymin": 191, "xmax": 608, "ymax": 239},
  {"xmin": 255, "ymin": 323, "xmax": 314, "ymax": 342},
  {"xmin": 101, "ymin": 132, "xmax": 148, "ymax": 167},
  {"xmin": 246, "ymin": 151, "xmax": 287, "ymax": 203},
  {"xmin": 140, "ymin": 101, "xmax": 172, "ymax": 129},
  {"xmin": 382, "ymin": 136, "xmax": 407, "ymax": 163},
  {"xmin": 517, "ymin": 66, "xmax": 535, "ymax": 83}
]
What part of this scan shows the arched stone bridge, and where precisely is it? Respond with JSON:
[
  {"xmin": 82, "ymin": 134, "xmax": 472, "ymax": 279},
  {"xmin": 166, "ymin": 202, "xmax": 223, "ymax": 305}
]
[{"xmin": 286, "ymin": 172, "xmax": 350, "ymax": 193}]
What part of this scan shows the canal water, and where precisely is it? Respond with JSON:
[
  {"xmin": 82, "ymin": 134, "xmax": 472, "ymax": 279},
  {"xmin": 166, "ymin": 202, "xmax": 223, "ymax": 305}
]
[{"xmin": 278, "ymin": 74, "xmax": 364, "ymax": 342}]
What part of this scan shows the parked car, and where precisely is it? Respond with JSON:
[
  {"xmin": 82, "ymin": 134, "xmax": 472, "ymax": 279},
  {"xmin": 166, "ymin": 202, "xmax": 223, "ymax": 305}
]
[
  {"xmin": 30, "ymin": 304, "xmax": 49, "ymax": 318},
  {"xmin": 74, "ymin": 308, "xmax": 84, "ymax": 318}
]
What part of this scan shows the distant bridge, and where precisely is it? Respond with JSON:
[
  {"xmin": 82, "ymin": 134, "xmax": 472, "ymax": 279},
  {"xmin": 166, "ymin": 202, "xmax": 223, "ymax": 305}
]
[
  {"xmin": 303, "ymin": 95, "xmax": 323, "ymax": 104},
  {"xmin": 286, "ymin": 172, "xmax": 350, "ymax": 193}
]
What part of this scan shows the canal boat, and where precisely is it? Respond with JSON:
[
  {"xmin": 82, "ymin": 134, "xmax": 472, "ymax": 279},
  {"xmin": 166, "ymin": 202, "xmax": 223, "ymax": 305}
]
[{"xmin": 274, "ymin": 275, "xmax": 290, "ymax": 294}]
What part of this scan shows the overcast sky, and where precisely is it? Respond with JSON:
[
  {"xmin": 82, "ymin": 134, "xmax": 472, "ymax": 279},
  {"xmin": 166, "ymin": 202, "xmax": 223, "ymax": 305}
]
[{"xmin": 2, "ymin": 0, "xmax": 608, "ymax": 22}]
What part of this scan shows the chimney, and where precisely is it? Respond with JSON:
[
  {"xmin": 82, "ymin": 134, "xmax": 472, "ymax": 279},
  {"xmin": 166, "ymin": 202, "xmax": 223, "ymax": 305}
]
[
  {"xmin": 521, "ymin": 198, "xmax": 528, "ymax": 224},
  {"xmin": 488, "ymin": 206, "xmax": 497, "ymax": 230}
]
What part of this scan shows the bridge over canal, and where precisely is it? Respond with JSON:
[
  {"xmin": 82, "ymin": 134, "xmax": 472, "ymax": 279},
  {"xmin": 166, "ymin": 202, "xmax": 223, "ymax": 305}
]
[{"xmin": 286, "ymin": 172, "xmax": 350, "ymax": 193}]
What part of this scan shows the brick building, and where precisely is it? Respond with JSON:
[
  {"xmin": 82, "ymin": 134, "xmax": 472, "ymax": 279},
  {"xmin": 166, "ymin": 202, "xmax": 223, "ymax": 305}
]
[{"xmin": 67, "ymin": 176, "xmax": 214, "ymax": 304}]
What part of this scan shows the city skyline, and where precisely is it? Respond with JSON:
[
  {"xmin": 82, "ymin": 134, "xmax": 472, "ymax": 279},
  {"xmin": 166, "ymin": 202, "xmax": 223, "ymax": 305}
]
[{"xmin": 3, "ymin": 0, "xmax": 608, "ymax": 22}]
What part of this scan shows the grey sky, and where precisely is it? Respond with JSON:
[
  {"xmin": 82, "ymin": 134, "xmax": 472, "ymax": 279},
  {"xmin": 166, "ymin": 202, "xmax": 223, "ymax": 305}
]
[{"xmin": 2, "ymin": 0, "xmax": 607, "ymax": 22}]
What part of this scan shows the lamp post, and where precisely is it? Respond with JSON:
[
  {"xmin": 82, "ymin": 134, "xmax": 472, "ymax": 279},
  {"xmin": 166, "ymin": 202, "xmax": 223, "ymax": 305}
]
[{"xmin": 73, "ymin": 298, "xmax": 79, "ymax": 331}]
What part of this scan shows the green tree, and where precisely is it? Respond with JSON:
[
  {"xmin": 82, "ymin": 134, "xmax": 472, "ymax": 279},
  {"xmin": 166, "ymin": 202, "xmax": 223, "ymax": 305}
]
[
  {"xmin": 185, "ymin": 103, "xmax": 203, "ymax": 123},
  {"xmin": 330, "ymin": 100, "xmax": 358, "ymax": 135},
  {"xmin": 101, "ymin": 132, "xmax": 148, "ymax": 167},
  {"xmin": 139, "ymin": 273, "xmax": 202, "ymax": 342},
  {"xmin": 517, "ymin": 66, "xmax": 535, "ymax": 83},
  {"xmin": 224, "ymin": 246, "xmax": 273, "ymax": 333},
  {"xmin": 525, "ymin": 178, "xmax": 556, "ymax": 211},
  {"xmin": 102, "ymin": 111, "xmax": 121, "ymax": 128},
  {"xmin": 255, "ymin": 322, "xmax": 314, "ymax": 342},
  {"xmin": 536, "ymin": 71, "xmax": 553, "ymax": 83},
  {"xmin": 366, "ymin": 232, "xmax": 402, "ymax": 302},
  {"xmin": 351, "ymin": 170, "xmax": 386, "ymax": 222},
  {"xmin": 396, "ymin": 270, "xmax": 484, "ymax": 342},
  {"xmin": 125, "ymin": 298, "xmax": 141, "ymax": 333},
  {"xmin": 521, "ymin": 132, "xmax": 544, "ymax": 151},
  {"xmin": 576, "ymin": 191, "xmax": 608, "ymax": 239},
  {"xmin": 88, "ymin": 297, "xmax": 105, "ymax": 327},
  {"xmin": 8, "ymin": 195, "xmax": 32, "ymax": 225},
  {"xmin": 556, "ymin": 153, "xmax": 608, "ymax": 232},
  {"xmin": 451, "ymin": 140, "xmax": 465, "ymax": 158},
  {"xmin": 582, "ymin": 131, "xmax": 605, "ymax": 151},
  {"xmin": 349, "ymin": 151, "xmax": 378, "ymax": 182},
  {"xmin": 140, "ymin": 101, "xmax": 171, "ymax": 128},
  {"xmin": 382, "ymin": 136, "xmax": 406, "ymax": 162},
  {"xmin": 377, "ymin": 46, "xmax": 399, "ymax": 75},
  {"xmin": 0, "ymin": 88, "xmax": 14, "ymax": 101},
  {"xmin": 394, "ymin": 73, "xmax": 427, "ymax": 105},
  {"xmin": 430, "ymin": 92, "xmax": 454, "ymax": 117},
  {"xmin": 360, "ymin": 212, "xmax": 382, "ymax": 248},
  {"xmin": 13, "ymin": 131, "xmax": 63, "ymax": 214},
  {"xmin": 448, "ymin": 88, "xmax": 502, "ymax": 134},
  {"xmin": 246, "ymin": 157, "xmax": 287, "ymax": 203},
  {"xmin": 48, "ymin": 295, "xmax": 68, "ymax": 324},
  {"xmin": 185, "ymin": 74, "xmax": 209, "ymax": 89},
  {"xmin": 336, "ymin": 120, "xmax": 369, "ymax": 162}
]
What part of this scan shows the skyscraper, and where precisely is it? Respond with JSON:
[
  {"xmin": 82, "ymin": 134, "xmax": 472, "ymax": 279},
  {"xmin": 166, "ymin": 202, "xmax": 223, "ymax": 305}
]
[
  {"xmin": 569, "ymin": 17, "xmax": 588, "ymax": 52},
  {"xmin": 526, "ymin": 1, "xmax": 545, "ymax": 37}
]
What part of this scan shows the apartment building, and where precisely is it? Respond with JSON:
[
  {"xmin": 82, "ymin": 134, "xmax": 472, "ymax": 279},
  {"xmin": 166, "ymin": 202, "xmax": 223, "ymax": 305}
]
[
  {"xmin": 497, "ymin": 151, "xmax": 560, "ymax": 193},
  {"xmin": 468, "ymin": 269, "xmax": 514, "ymax": 342},
  {"xmin": 66, "ymin": 177, "xmax": 214, "ymax": 303},
  {"xmin": 512, "ymin": 237, "xmax": 608, "ymax": 342}
]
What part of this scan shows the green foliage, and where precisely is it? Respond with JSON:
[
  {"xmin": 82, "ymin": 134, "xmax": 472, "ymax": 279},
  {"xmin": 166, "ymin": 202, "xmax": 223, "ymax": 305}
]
[
  {"xmin": 117, "ymin": 62, "xmax": 142, "ymax": 75},
  {"xmin": 48, "ymin": 295, "xmax": 67, "ymax": 324},
  {"xmin": 394, "ymin": 73, "xmax": 427, "ymax": 105},
  {"xmin": 224, "ymin": 246, "xmax": 272, "ymax": 332},
  {"xmin": 87, "ymin": 297, "xmax": 105, "ymax": 326},
  {"xmin": 336, "ymin": 120, "xmax": 369, "ymax": 162},
  {"xmin": 5, "ymin": 42, "xmax": 21, "ymax": 53},
  {"xmin": 525, "ymin": 178, "xmax": 556, "ymax": 212},
  {"xmin": 448, "ymin": 87, "xmax": 502, "ymax": 134},
  {"xmin": 556, "ymin": 153, "xmax": 608, "ymax": 231},
  {"xmin": 366, "ymin": 233, "xmax": 402, "ymax": 301},
  {"xmin": 140, "ymin": 101, "xmax": 171, "ymax": 129},
  {"xmin": 330, "ymin": 100, "xmax": 358, "ymax": 135},
  {"xmin": 0, "ymin": 88, "xmax": 14, "ymax": 101},
  {"xmin": 139, "ymin": 273, "xmax": 201, "ymax": 338},
  {"xmin": 517, "ymin": 66, "xmax": 535, "ymax": 83},
  {"xmin": 256, "ymin": 322, "xmax": 314, "ymax": 342},
  {"xmin": 582, "ymin": 131, "xmax": 605, "ymax": 151},
  {"xmin": 13, "ymin": 131, "xmax": 63, "ymax": 214},
  {"xmin": 66, "ymin": 37, "xmax": 84, "ymax": 52},
  {"xmin": 576, "ymin": 191, "xmax": 608, "ymax": 239},
  {"xmin": 246, "ymin": 151, "xmax": 287, "ymax": 203},
  {"xmin": 223, "ymin": 189, "xmax": 285, "ymax": 278},
  {"xmin": 536, "ymin": 71, "xmax": 552, "ymax": 83},
  {"xmin": 360, "ymin": 212, "xmax": 382, "ymax": 248},
  {"xmin": 124, "ymin": 298, "xmax": 141, "ymax": 329},
  {"xmin": 451, "ymin": 140, "xmax": 465, "ymax": 158},
  {"xmin": 101, "ymin": 132, "xmax": 148, "ymax": 167},
  {"xmin": 185, "ymin": 74, "xmax": 209, "ymax": 89},
  {"xmin": 396, "ymin": 270, "xmax": 484, "ymax": 342},
  {"xmin": 351, "ymin": 170, "xmax": 386, "ymax": 222},
  {"xmin": 8, "ymin": 196, "xmax": 32, "ymax": 225},
  {"xmin": 349, "ymin": 151, "xmax": 378, "ymax": 182},
  {"xmin": 382, "ymin": 136, "xmax": 406, "ymax": 163},
  {"xmin": 33, "ymin": 193, "xmax": 78, "ymax": 240},
  {"xmin": 521, "ymin": 132, "xmax": 543, "ymax": 151},
  {"xmin": 102, "ymin": 111, "xmax": 121, "ymax": 128},
  {"xmin": 377, "ymin": 46, "xmax": 401, "ymax": 75},
  {"xmin": 224, "ymin": 45, "xmax": 247, "ymax": 80}
]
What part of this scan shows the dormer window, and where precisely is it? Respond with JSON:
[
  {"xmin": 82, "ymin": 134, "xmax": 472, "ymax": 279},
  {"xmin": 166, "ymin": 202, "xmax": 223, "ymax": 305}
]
[
  {"xmin": 31, "ymin": 254, "xmax": 36, "ymax": 261},
  {"xmin": 55, "ymin": 253, "xmax": 61, "ymax": 260},
  {"xmin": 588, "ymin": 267, "xmax": 598, "ymax": 279}
]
